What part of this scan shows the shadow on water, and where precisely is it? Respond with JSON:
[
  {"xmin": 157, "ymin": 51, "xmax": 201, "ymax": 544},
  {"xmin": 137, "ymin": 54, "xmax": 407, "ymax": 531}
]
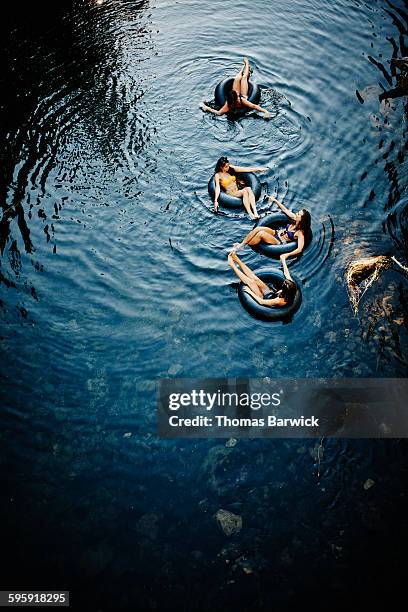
[
  {"xmin": 352, "ymin": 0, "xmax": 408, "ymax": 375},
  {"xmin": 0, "ymin": 0, "xmax": 153, "ymax": 300}
]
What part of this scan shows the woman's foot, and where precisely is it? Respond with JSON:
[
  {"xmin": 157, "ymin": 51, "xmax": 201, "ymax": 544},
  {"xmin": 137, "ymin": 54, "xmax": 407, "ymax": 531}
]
[
  {"xmin": 231, "ymin": 242, "xmax": 244, "ymax": 253},
  {"xmin": 243, "ymin": 58, "xmax": 250, "ymax": 75},
  {"xmin": 243, "ymin": 57, "xmax": 253, "ymax": 77}
]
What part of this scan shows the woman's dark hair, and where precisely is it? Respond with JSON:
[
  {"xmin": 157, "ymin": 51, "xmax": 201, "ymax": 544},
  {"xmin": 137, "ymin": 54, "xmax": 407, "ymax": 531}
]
[
  {"xmin": 296, "ymin": 209, "xmax": 311, "ymax": 233},
  {"xmin": 226, "ymin": 89, "xmax": 239, "ymax": 110},
  {"xmin": 215, "ymin": 156, "xmax": 229, "ymax": 173},
  {"xmin": 281, "ymin": 279, "xmax": 297, "ymax": 304}
]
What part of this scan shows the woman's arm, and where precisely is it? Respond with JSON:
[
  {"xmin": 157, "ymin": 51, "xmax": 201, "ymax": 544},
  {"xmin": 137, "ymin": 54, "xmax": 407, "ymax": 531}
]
[
  {"xmin": 244, "ymin": 287, "xmax": 283, "ymax": 306},
  {"xmin": 230, "ymin": 164, "xmax": 267, "ymax": 173},
  {"xmin": 200, "ymin": 102, "xmax": 229, "ymax": 116},
  {"xmin": 268, "ymin": 195, "xmax": 296, "ymax": 220},
  {"xmin": 214, "ymin": 174, "xmax": 221, "ymax": 212},
  {"xmin": 241, "ymin": 99, "xmax": 270, "ymax": 119},
  {"xmin": 280, "ymin": 233, "xmax": 305, "ymax": 262},
  {"xmin": 280, "ymin": 255, "xmax": 293, "ymax": 280}
]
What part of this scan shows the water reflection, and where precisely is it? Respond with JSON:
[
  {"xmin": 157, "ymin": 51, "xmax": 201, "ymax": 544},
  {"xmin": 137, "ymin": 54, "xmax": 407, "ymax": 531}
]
[
  {"xmin": 0, "ymin": 0, "xmax": 153, "ymax": 304},
  {"xmin": 349, "ymin": 0, "xmax": 408, "ymax": 372}
]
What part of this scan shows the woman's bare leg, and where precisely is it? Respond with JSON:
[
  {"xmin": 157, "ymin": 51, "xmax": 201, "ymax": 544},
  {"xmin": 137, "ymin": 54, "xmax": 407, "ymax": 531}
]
[
  {"xmin": 232, "ymin": 66, "xmax": 244, "ymax": 95},
  {"xmin": 227, "ymin": 188, "xmax": 255, "ymax": 219},
  {"xmin": 233, "ymin": 253, "xmax": 259, "ymax": 280},
  {"xmin": 240, "ymin": 58, "xmax": 250, "ymax": 97},
  {"xmin": 233, "ymin": 226, "xmax": 278, "ymax": 251},
  {"xmin": 228, "ymin": 256, "xmax": 263, "ymax": 296},
  {"xmin": 246, "ymin": 229, "xmax": 281, "ymax": 246},
  {"xmin": 233, "ymin": 227, "xmax": 261, "ymax": 251},
  {"xmin": 242, "ymin": 190, "xmax": 255, "ymax": 219},
  {"xmin": 245, "ymin": 187, "xmax": 258, "ymax": 218},
  {"xmin": 233, "ymin": 254, "xmax": 269, "ymax": 292}
]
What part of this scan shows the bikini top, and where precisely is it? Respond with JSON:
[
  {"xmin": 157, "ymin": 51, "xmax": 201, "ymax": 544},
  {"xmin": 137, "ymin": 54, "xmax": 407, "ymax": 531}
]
[
  {"xmin": 263, "ymin": 287, "xmax": 287, "ymax": 306},
  {"xmin": 265, "ymin": 282, "xmax": 284, "ymax": 298},
  {"xmin": 285, "ymin": 224, "xmax": 297, "ymax": 241},
  {"xmin": 220, "ymin": 174, "xmax": 236, "ymax": 189},
  {"xmin": 264, "ymin": 289, "xmax": 278, "ymax": 300}
]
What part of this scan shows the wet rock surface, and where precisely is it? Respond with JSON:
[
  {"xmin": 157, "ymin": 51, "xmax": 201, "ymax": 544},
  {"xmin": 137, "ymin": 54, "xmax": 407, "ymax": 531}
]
[{"xmin": 215, "ymin": 509, "xmax": 243, "ymax": 536}]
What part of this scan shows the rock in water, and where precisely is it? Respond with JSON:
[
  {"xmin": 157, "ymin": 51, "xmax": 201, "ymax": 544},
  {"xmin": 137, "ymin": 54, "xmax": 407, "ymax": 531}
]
[
  {"xmin": 363, "ymin": 478, "xmax": 375, "ymax": 490},
  {"xmin": 358, "ymin": 84, "xmax": 383, "ymax": 101},
  {"xmin": 215, "ymin": 509, "xmax": 242, "ymax": 536},
  {"xmin": 136, "ymin": 513, "xmax": 160, "ymax": 540}
]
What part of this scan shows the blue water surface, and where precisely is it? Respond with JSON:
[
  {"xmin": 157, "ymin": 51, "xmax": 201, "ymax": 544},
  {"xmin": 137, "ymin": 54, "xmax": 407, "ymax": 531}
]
[{"xmin": 1, "ymin": 0, "xmax": 408, "ymax": 609}]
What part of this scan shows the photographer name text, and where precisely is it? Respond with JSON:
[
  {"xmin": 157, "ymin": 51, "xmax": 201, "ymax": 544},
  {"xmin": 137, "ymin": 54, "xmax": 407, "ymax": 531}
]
[{"xmin": 167, "ymin": 415, "xmax": 319, "ymax": 428}]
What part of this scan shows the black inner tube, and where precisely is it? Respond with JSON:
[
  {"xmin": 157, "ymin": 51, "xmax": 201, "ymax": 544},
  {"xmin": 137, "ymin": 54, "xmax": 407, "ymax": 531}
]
[
  {"xmin": 214, "ymin": 77, "xmax": 261, "ymax": 111},
  {"xmin": 237, "ymin": 268, "xmax": 302, "ymax": 322},
  {"xmin": 208, "ymin": 171, "xmax": 262, "ymax": 209},
  {"xmin": 251, "ymin": 212, "xmax": 313, "ymax": 259}
]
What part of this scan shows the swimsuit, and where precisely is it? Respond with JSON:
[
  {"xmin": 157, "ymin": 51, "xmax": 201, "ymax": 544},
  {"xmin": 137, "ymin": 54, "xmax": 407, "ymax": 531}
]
[
  {"xmin": 263, "ymin": 287, "xmax": 278, "ymax": 300},
  {"xmin": 285, "ymin": 224, "xmax": 296, "ymax": 240},
  {"xmin": 245, "ymin": 286, "xmax": 281, "ymax": 306},
  {"xmin": 220, "ymin": 174, "xmax": 236, "ymax": 190},
  {"xmin": 276, "ymin": 224, "xmax": 297, "ymax": 242}
]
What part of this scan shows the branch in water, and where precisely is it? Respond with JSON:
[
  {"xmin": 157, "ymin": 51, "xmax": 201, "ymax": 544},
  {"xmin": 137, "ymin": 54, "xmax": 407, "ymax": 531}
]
[{"xmin": 391, "ymin": 256, "xmax": 408, "ymax": 274}]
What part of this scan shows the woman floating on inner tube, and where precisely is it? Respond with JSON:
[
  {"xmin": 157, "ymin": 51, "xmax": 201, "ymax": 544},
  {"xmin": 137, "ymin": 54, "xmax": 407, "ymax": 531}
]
[
  {"xmin": 231, "ymin": 195, "xmax": 311, "ymax": 261},
  {"xmin": 200, "ymin": 58, "xmax": 270, "ymax": 119},
  {"xmin": 227, "ymin": 252, "xmax": 296, "ymax": 307},
  {"xmin": 213, "ymin": 157, "xmax": 267, "ymax": 219}
]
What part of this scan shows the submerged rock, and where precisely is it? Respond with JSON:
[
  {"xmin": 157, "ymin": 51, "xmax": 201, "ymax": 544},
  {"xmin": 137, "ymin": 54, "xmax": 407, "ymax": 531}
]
[
  {"xmin": 217, "ymin": 542, "xmax": 243, "ymax": 564},
  {"xmin": 358, "ymin": 84, "xmax": 383, "ymax": 102},
  {"xmin": 136, "ymin": 513, "xmax": 160, "ymax": 540},
  {"xmin": 168, "ymin": 363, "xmax": 182, "ymax": 376},
  {"xmin": 79, "ymin": 542, "xmax": 114, "ymax": 578},
  {"xmin": 201, "ymin": 444, "xmax": 257, "ymax": 496},
  {"xmin": 363, "ymin": 478, "xmax": 375, "ymax": 490},
  {"xmin": 201, "ymin": 445, "xmax": 233, "ymax": 495},
  {"xmin": 215, "ymin": 509, "xmax": 242, "ymax": 536},
  {"xmin": 232, "ymin": 555, "xmax": 254, "ymax": 575}
]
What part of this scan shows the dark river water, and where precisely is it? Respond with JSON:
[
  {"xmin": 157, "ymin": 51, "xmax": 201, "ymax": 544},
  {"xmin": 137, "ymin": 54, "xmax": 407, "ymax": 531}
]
[{"xmin": 1, "ymin": 0, "xmax": 408, "ymax": 609}]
